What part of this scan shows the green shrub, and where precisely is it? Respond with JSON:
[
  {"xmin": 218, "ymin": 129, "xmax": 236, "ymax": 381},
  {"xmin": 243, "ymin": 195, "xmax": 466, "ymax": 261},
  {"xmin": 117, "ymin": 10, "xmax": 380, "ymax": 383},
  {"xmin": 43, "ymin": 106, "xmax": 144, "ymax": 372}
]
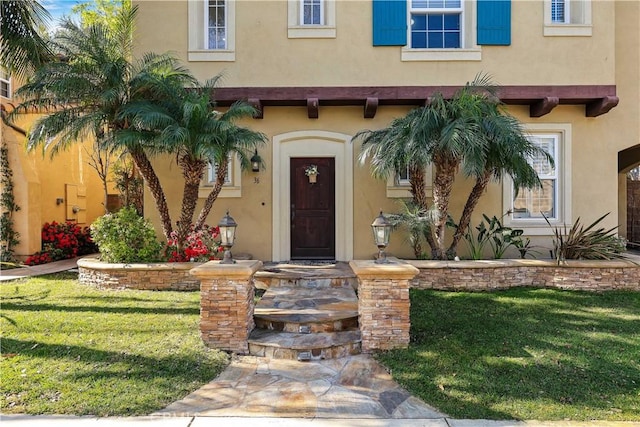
[
  {"xmin": 90, "ymin": 207, "xmax": 164, "ymax": 263},
  {"xmin": 546, "ymin": 212, "xmax": 627, "ymax": 264}
]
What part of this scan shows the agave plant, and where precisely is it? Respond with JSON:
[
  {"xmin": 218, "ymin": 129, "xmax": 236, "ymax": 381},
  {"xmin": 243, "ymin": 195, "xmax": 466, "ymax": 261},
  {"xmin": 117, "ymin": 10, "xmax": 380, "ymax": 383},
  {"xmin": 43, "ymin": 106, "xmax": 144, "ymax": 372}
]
[{"xmin": 546, "ymin": 213, "xmax": 628, "ymax": 264}]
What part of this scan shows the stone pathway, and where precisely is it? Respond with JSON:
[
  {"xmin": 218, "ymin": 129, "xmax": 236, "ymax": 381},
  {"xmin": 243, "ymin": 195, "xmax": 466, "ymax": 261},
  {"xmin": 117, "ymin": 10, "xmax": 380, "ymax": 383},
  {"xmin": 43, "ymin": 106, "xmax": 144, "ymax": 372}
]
[
  {"xmin": 155, "ymin": 354, "xmax": 446, "ymax": 419},
  {"xmin": 0, "ymin": 255, "xmax": 96, "ymax": 282}
]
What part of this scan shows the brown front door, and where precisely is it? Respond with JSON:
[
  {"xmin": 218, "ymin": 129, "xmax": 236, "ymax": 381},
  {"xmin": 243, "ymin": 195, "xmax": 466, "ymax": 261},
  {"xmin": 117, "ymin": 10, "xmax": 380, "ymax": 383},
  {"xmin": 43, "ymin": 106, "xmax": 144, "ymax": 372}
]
[{"xmin": 290, "ymin": 157, "xmax": 335, "ymax": 260}]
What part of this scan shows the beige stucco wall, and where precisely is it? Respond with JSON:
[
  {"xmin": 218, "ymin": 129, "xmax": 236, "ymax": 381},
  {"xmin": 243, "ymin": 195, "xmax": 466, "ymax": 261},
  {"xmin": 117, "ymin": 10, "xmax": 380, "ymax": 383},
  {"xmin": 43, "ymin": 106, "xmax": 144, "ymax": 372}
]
[
  {"xmin": 133, "ymin": 0, "xmax": 615, "ymax": 86},
  {"xmin": 133, "ymin": 0, "xmax": 639, "ymax": 260}
]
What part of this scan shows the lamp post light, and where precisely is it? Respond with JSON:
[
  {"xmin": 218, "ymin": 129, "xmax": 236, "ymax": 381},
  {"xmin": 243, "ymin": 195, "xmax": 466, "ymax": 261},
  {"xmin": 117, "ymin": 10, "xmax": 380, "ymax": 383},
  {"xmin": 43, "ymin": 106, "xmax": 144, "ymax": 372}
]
[
  {"xmin": 250, "ymin": 149, "xmax": 261, "ymax": 172},
  {"xmin": 371, "ymin": 211, "xmax": 392, "ymax": 264},
  {"xmin": 218, "ymin": 210, "xmax": 238, "ymax": 264}
]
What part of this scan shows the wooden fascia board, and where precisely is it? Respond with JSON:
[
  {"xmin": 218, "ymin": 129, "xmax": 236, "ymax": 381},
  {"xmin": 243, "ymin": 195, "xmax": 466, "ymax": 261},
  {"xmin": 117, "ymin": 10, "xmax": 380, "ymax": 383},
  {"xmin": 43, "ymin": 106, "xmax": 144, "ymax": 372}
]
[{"xmin": 212, "ymin": 85, "xmax": 618, "ymax": 118}]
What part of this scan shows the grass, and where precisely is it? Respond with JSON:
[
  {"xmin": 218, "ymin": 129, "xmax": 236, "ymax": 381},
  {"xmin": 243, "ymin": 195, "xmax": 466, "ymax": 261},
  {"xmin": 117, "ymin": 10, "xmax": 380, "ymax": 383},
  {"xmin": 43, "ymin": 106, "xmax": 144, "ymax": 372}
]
[
  {"xmin": 1, "ymin": 273, "xmax": 229, "ymax": 416},
  {"xmin": 377, "ymin": 288, "xmax": 640, "ymax": 421}
]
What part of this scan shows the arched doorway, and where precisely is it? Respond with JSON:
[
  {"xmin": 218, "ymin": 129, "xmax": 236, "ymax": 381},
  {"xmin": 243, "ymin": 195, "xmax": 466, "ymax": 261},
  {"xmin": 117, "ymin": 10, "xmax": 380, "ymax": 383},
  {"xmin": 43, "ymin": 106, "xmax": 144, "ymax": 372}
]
[{"xmin": 619, "ymin": 144, "xmax": 640, "ymax": 249}]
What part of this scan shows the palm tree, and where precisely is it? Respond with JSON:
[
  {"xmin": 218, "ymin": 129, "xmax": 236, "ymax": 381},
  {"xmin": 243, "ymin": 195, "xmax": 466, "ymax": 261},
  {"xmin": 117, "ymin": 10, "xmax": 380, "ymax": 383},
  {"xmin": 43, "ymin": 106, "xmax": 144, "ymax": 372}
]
[
  {"xmin": 0, "ymin": 0, "xmax": 53, "ymax": 78},
  {"xmin": 356, "ymin": 76, "xmax": 549, "ymax": 260},
  {"xmin": 446, "ymin": 103, "xmax": 551, "ymax": 257},
  {"xmin": 355, "ymin": 114, "xmax": 437, "ymax": 254},
  {"xmin": 121, "ymin": 77, "xmax": 266, "ymax": 249},
  {"xmin": 7, "ymin": 5, "xmax": 195, "ymax": 240}
]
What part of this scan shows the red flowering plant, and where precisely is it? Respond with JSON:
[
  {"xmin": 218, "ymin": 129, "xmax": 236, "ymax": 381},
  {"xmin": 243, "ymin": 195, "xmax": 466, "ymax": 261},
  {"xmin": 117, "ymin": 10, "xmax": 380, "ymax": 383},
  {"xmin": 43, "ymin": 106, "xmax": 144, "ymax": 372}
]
[
  {"xmin": 24, "ymin": 221, "xmax": 97, "ymax": 266},
  {"xmin": 165, "ymin": 224, "xmax": 224, "ymax": 262}
]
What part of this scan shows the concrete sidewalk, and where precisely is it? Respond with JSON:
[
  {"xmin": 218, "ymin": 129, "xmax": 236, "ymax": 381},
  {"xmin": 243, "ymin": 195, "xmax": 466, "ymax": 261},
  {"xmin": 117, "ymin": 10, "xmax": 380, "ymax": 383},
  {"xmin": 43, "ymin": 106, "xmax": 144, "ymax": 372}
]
[
  {"xmin": 1, "ymin": 415, "xmax": 639, "ymax": 426},
  {"xmin": 0, "ymin": 255, "xmax": 95, "ymax": 282}
]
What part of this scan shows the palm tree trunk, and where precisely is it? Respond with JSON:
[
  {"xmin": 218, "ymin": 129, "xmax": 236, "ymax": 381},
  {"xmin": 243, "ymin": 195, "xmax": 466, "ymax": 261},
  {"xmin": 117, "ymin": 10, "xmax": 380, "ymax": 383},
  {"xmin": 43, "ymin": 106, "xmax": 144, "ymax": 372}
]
[
  {"xmin": 176, "ymin": 157, "xmax": 206, "ymax": 250},
  {"xmin": 409, "ymin": 165, "xmax": 437, "ymax": 256},
  {"xmin": 129, "ymin": 148, "xmax": 172, "ymax": 240},
  {"xmin": 194, "ymin": 159, "xmax": 228, "ymax": 230},
  {"xmin": 447, "ymin": 170, "xmax": 491, "ymax": 258},
  {"xmin": 432, "ymin": 155, "xmax": 458, "ymax": 260}
]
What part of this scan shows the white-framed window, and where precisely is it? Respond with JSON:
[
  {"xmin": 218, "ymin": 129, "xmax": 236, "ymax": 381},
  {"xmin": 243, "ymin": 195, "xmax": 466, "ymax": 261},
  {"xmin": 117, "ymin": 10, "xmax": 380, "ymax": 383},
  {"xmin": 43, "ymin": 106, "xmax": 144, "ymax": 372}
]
[
  {"xmin": 288, "ymin": 0, "xmax": 336, "ymax": 38},
  {"xmin": 199, "ymin": 154, "xmax": 242, "ymax": 198},
  {"xmin": 503, "ymin": 124, "xmax": 572, "ymax": 234},
  {"xmin": 544, "ymin": 0, "xmax": 592, "ymax": 36},
  {"xmin": 302, "ymin": 0, "xmax": 323, "ymax": 25},
  {"xmin": 409, "ymin": 0, "xmax": 463, "ymax": 49},
  {"xmin": 188, "ymin": 0, "xmax": 236, "ymax": 61},
  {"xmin": 206, "ymin": 0, "xmax": 227, "ymax": 49},
  {"xmin": 512, "ymin": 135, "xmax": 559, "ymax": 221},
  {"xmin": 402, "ymin": 0, "xmax": 480, "ymax": 61},
  {"xmin": 387, "ymin": 166, "xmax": 433, "ymax": 198},
  {"xmin": 0, "ymin": 70, "xmax": 11, "ymax": 99}
]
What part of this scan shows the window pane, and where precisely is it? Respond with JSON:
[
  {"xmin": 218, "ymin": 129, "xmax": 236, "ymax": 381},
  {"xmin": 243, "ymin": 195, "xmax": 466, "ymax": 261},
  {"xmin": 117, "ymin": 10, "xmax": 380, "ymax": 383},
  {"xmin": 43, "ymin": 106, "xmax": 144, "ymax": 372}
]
[
  {"xmin": 1, "ymin": 82, "xmax": 9, "ymax": 98},
  {"xmin": 412, "ymin": 0, "xmax": 428, "ymax": 8},
  {"xmin": 443, "ymin": 13, "xmax": 460, "ymax": 30},
  {"xmin": 427, "ymin": 31, "xmax": 444, "ymax": 48},
  {"xmin": 208, "ymin": 0, "xmax": 226, "ymax": 50},
  {"xmin": 551, "ymin": 0, "xmax": 566, "ymax": 22},
  {"xmin": 443, "ymin": 32, "xmax": 460, "ymax": 48},
  {"xmin": 411, "ymin": 14, "xmax": 427, "ymax": 30},
  {"xmin": 428, "ymin": 14, "xmax": 443, "ymax": 30},
  {"xmin": 412, "ymin": 32, "xmax": 427, "ymax": 48},
  {"xmin": 303, "ymin": 0, "xmax": 322, "ymax": 25},
  {"xmin": 513, "ymin": 180, "xmax": 556, "ymax": 219},
  {"xmin": 529, "ymin": 137, "xmax": 556, "ymax": 177}
]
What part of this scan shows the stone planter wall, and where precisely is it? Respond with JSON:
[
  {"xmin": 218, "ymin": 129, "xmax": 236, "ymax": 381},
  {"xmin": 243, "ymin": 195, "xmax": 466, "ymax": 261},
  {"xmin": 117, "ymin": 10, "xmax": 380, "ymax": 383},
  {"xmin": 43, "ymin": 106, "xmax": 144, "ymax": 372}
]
[
  {"xmin": 408, "ymin": 258, "xmax": 640, "ymax": 292},
  {"xmin": 77, "ymin": 258, "xmax": 200, "ymax": 291}
]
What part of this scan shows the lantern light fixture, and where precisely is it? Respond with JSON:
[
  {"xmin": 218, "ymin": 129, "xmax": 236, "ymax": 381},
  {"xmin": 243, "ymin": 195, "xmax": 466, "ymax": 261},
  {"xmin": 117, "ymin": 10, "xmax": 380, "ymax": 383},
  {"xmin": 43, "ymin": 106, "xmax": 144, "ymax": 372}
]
[
  {"xmin": 218, "ymin": 210, "xmax": 238, "ymax": 264},
  {"xmin": 371, "ymin": 210, "xmax": 392, "ymax": 264},
  {"xmin": 251, "ymin": 149, "xmax": 261, "ymax": 172}
]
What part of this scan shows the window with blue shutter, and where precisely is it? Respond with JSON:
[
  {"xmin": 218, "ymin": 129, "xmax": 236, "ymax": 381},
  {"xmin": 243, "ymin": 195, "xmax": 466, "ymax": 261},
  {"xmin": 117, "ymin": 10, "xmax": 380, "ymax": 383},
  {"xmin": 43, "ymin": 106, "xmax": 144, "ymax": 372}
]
[
  {"xmin": 372, "ymin": 0, "xmax": 407, "ymax": 46},
  {"xmin": 477, "ymin": 0, "xmax": 511, "ymax": 45}
]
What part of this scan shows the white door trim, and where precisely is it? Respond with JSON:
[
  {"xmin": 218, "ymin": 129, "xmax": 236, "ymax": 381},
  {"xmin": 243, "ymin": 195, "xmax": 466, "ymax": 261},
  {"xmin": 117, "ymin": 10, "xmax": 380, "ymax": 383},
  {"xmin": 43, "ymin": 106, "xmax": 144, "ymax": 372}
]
[{"xmin": 272, "ymin": 130, "xmax": 353, "ymax": 261}]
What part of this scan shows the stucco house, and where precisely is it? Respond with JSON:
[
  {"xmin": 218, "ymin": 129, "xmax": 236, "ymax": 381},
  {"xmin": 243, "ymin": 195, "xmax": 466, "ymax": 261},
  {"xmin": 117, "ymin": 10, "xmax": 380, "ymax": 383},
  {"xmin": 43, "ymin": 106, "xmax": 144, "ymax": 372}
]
[
  {"xmin": 1, "ymin": 80, "xmax": 117, "ymax": 259},
  {"xmin": 132, "ymin": 0, "xmax": 639, "ymax": 262}
]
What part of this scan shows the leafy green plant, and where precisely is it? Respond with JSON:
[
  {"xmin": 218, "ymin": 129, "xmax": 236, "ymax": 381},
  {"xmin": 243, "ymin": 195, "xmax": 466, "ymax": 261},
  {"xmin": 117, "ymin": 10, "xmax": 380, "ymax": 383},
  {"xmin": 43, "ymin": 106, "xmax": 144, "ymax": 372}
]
[
  {"xmin": 386, "ymin": 200, "xmax": 434, "ymax": 259},
  {"xmin": 452, "ymin": 213, "xmax": 530, "ymax": 260},
  {"xmin": 90, "ymin": 207, "xmax": 163, "ymax": 263},
  {"xmin": 0, "ymin": 141, "xmax": 21, "ymax": 263},
  {"xmin": 546, "ymin": 213, "xmax": 628, "ymax": 264}
]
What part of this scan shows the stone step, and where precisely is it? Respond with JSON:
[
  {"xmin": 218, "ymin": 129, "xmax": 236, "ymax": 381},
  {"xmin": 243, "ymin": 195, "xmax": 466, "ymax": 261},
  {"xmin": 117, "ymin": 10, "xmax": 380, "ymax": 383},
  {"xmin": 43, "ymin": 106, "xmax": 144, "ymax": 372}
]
[
  {"xmin": 254, "ymin": 286, "xmax": 359, "ymax": 333},
  {"xmin": 248, "ymin": 329, "xmax": 362, "ymax": 361},
  {"xmin": 254, "ymin": 262, "xmax": 357, "ymax": 290}
]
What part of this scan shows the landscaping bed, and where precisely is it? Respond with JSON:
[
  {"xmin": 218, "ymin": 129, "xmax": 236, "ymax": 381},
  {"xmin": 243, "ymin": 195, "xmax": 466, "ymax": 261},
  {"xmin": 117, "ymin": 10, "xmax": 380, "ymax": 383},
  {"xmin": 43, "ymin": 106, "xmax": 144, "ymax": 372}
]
[
  {"xmin": 408, "ymin": 258, "xmax": 640, "ymax": 292},
  {"xmin": 77, "ymin": 257, "xmax": 201, "ymax": 291}
]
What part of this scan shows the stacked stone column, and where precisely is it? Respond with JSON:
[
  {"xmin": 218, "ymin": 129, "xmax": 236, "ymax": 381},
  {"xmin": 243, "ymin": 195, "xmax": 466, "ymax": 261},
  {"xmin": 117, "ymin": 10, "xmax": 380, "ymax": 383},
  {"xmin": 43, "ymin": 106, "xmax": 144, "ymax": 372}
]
[
  {"xmin": 190, "ymin": 260, "xmax": 262, "ymax": 354},
  {"xmin": 349, "ymin": 260, "xmax": 419, "ymax": 352}
]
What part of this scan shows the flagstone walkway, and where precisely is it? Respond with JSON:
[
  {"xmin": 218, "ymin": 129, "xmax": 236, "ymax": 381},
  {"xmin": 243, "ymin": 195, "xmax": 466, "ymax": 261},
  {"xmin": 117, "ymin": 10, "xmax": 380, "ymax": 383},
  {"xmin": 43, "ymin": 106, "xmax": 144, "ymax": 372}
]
[{"xmin": 155, "ymin": 354, "xmax": 446, "ymax": 419}]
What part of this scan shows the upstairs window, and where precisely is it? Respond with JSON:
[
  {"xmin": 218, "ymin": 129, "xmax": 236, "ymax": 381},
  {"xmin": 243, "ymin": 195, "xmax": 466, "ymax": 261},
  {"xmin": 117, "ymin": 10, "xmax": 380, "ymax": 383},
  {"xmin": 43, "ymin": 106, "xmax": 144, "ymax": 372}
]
[
  {"xmin": 302, "ymin": 0, "xmax": 323, "ymax": 25},
  {"xmin": 188, "ymin": 0, "xmax": 235, "ymax": 61},
  {"xmin": 551, "ymin": 0, "xmax": 567, "ymax": 23},
  {"xmin": 288, "ymin": 0, "xmax": 336, "ymax": 38},
  {"xmin": 0, "ymin": 70, "xmax": 10, "ymax": 99},
  {"xmin": 544, "ymin": 0, "xmax": 591, "ymax": 36},
  {"xmin": 206, "ymin": 0, "xmax": 227, "ymax": 49},
  {"xmin": 410, "ymin": 0, "xmax": 462, "ymax": 49}
]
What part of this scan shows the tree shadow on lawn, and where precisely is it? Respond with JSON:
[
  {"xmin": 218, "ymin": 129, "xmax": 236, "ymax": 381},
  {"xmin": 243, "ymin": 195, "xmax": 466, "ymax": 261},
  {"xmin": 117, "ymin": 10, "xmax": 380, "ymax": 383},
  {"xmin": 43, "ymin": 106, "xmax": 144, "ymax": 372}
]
[
  {"xmin": 1, "ymin": 337, "xmax": 229, "ymax": 415},
  {"xmin": 1, "ymin": 301, "xmax": 199, "ymax": 316},
  {"xmin": 378, "ymin": 288, "xmax": 640, "ymax": 420}
]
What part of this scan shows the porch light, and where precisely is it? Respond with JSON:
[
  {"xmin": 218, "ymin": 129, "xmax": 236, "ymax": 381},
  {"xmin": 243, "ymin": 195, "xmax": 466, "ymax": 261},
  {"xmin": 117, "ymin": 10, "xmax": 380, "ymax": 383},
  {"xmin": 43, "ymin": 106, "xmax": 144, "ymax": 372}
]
[
  {"xmin": 250, "ymin": 149, "xmax": 261, "ymax": 172},
  {"xmin": 371, "ymin": 211, "xmax": 392, "ymax": 264},
  {"xmin": 218, "ymin": 210, "xmax": 238, "ymax": 264}
]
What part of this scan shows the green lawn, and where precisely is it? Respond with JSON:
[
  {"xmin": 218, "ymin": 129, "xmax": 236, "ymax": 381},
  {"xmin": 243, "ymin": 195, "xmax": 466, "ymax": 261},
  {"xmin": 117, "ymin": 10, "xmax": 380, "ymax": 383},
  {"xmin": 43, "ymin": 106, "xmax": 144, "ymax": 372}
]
[
  {"xmin": 377, "ymin": 288, "xmax": 640, "ymax": 421},
  {"xmin": 1, "ymin": 273, "xmax": 229, "ymax": 416}
]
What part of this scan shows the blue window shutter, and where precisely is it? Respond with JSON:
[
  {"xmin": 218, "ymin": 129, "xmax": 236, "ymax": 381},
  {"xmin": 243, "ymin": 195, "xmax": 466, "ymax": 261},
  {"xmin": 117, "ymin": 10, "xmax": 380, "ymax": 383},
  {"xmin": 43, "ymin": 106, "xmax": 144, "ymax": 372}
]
[
  {"xmin": 477, "ymin": 0, "xmax": 511, "ymax": 45},
  {"xmin": 373, "ymin": 0, "xmax": 407, "ymax": 46}
]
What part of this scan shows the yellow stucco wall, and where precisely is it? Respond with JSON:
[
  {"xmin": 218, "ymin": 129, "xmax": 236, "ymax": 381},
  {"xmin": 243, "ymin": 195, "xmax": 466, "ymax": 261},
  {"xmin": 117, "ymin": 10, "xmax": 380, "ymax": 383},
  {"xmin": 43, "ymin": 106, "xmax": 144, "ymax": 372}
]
[
  {"xmin": 132, "ymin": 0, "xmax": 639, "ymax": 260},
  {"xmin": 1, "ymin": 112, "xmax": 117, "ymax": 258}
]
